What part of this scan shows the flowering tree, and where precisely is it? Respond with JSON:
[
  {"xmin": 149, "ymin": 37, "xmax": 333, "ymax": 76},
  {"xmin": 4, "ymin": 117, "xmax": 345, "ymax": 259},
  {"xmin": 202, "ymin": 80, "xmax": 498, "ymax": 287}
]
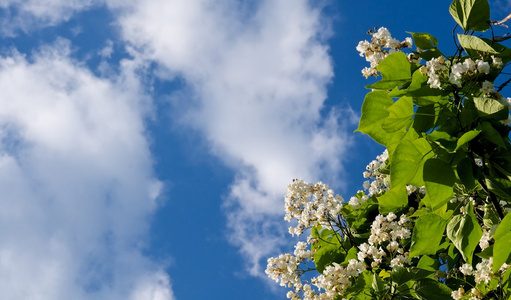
[{"xmin": 265, "ymin": 0, "xmax": 511, "ymax": 299}]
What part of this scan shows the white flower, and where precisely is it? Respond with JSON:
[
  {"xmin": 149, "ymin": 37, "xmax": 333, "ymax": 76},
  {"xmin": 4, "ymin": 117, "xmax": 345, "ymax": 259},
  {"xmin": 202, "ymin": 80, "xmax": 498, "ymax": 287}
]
[
  {"xmin": 480, "ymin": 80, "xmax": 494, "ymax": 94},
  {"xmin": 451, "ymin": 288, "xmax": 465, "ymax": 300},
  {"xmin": 476, "ymin": 60, "xmax": 490, "ymax": 74},
  {"xmin": 474, "ymin": 258, "xmax": 493, "ymax": 284},
  {"xmin": 479, "ymin": 229, "xmax": 492, "ymax": 250},
  {"xmin": 460, "ymin": 263, "xmax": 473, "ymax": 275},
  {"xmin": 492, "ymin": 55, "xmax": 503, "ymax": 68},
  {"xmin": 404, "ymin": 37, "xmax": 413, "ymax": 48}
]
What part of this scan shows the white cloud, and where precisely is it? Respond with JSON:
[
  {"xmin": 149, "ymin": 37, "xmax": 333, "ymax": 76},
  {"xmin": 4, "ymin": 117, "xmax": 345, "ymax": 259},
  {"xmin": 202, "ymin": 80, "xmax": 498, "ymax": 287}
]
[
  {"xmin": 0, "ymin": 40, "xmax": 174, "ymax": 300},
  {"xmin": 111, "ymin": 0, "xmax": 355, "ymax": 276},
  {"xmin": 0, "ymin": 0, "xmax": 100, "ymax": 35}
]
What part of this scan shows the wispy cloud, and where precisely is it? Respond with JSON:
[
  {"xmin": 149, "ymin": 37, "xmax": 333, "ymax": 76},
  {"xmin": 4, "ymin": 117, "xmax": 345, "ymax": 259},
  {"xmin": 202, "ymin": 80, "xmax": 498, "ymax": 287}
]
[
  {"xmin": 111, "ymin": 0, "xmax": 356, "ymax": 276},
  {"xmin": 0, "ymin": 0, "xmax": 101, "ymax": 36},
  {"xmin": 0, "ymin": 40, "xmax": 174, "ymax": 299}
]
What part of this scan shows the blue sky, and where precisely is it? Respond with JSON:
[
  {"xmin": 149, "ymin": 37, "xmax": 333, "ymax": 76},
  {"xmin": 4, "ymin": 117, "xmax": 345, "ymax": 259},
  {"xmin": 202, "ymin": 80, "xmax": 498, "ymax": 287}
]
[{"xmin": 0, "ymin": 1, "xmax": 510, "ymax": 299}]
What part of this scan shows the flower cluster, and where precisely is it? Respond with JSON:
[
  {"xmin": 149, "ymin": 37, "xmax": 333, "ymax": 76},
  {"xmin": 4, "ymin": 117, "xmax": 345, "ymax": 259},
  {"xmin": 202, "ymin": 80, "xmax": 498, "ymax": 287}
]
[
  {"xmin": 357, "ymin": 212, "xmax": 411, "ymax": 268},
  {"xmin": 285, "ymin": 180, "xmax": 343, "ymax": 236},
  {"xmin": 349, "ymin": 149, "xmax": 389, "ymax": 209},
  {"xmin": 419, "ymin": 55, "xmax": 501, "ymax": 91},
  {"xmin": 312, "ymin": 260, "xmax": 365, "ymax": 298},
  {"xmin": 356, "ymin": 27, "xmax": 413, "ymax": 78}
]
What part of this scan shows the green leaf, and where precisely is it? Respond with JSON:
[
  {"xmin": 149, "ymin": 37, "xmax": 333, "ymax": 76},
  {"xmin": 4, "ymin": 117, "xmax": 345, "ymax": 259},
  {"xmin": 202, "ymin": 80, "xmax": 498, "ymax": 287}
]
[
  {"xmin": 382, "ymin": 96, "xmax": 414, "ymax": 133},
  {"xmin": 413, "ymin": 104, "xmax": 438, "ymax": 133},
  {"xmin": 446, "ymin": 204, "xmax": 483, "ymax": 263},
  {"xmin": 449, "ymin": 0, "xmax": 490, "ymax": 32},
  {"xmin": 314, "ymin": 242, "xmax": 345, "ymax": 273},
  {"xmin": 356, "ymin": 91, "xmax": 395, "ymax": 145},
  {"xmin": 494, "ymin": 232, "xmax": 511, "ymax": 273},
  {"xmin": 495, "ymin": 213, "xmax": 511, "ymax": 241},
  {"xmin": 455, "ymin": 130, "xmax": 481, "ymax": 150},
  {"xmin": 414, "ymin": 278, "xmax": 453, "ymax": 300},
  {"xmin": 483, "ymin": 204, "xmax": 500, "ymax": 227},
  {"xmin": 423, "ymin": 159, "xmax": 456, "ymax": 210},
  {"xmin": 476, "ymin": 244, "xmax": 493, "ymax": 259},
  {"xmin": 408, "ymin": 32, "xmax": 438, "ymax": 50},
  {"xmin": 485, "ymin": 177, "xmax": 511, "ymax": 200},
  {"xmin": 366, "ymin": 80, "xmax": 410, "ymax": 90},
  {"xmin": 480, "ymin": 122, "xmax": 507, "ymax": 148},
  {"xmin": 474, "ymin": 97, "xmax": 509, "ymax": 120},
  {"xmin": 390, "ymin": 267, "xmax": 414, "ymax": 286},
  {"xmin": 457, "ymin": 157, "xmax": 477, "ymax": 189},
  {"xmin": 377, "ymin": 186, "xmax": 408, "ymax": 215},
  {"xmin": 372, "ymin": 273, "xmax": 385, "ymax": 293},
  {"xmin": 458, "ymin": 34, "xmax": 498, "ymax": 54},
  {"xmin": 391, "ymin": 138, "xmax": 434, "ymax": 188},
  {"xmin": 417, "ymin": 255, "xmax": 441, "ymax": 273},
  {"xmin": 410, "ymin": 213, "xmax": 447, "ymax": 256},
  {"xmin": 377, "ymin": 52, "xmax": 412, "ymax": 82}
]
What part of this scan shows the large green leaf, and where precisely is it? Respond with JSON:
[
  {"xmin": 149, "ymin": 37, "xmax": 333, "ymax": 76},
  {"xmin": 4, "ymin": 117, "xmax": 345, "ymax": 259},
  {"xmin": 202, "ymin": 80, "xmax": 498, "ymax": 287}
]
[
  {"xmin": 356, "ymin": 91, "xmax": 395, "ymax": 145},
  {"xmin": 414, "ymin": 278, "xmax": 453, "ymax": 300},
  {"xmin": 456, "ymin": 157, "xmax": 477, "ymax": 189},
  {"xmin": 382, "ymin": 96, "xmax": 414, "ymax": 133},
  {"xmin": 455, "ymin": 130, "xmax": 481, "ymax": 151},
  {"xmin": 446, "ymin": 204, "xmax": 483, "ymax": 263},
  {"xmin": 423, "ymin": 159, "xmax": 456, "ymax": 210},
  {"xmin": 413, "ymin": 104, "xmax": 438, "ymax": 133},
  {"xmin": 314, "ymin": 242, "xmax": 345, "ymax": 273},
  {"xmin": 391, "ymin": 138, "xmax": 434, "ymax": 188},
  {"xmin": 377, "ymin": 186, "xmax": 407, "ymax": 215},
  {"xmin": 486, "ymin": 177, "xmax": 511, "ymax": 200},
  {"xmin": 409, "ymin": 213, "xmax": 447, "ymax": 257},
  {"xmin": 458, "ymin": 34, "xmax": 498, "ymax": 54},
  {"xmin": 474, "ymin": 97, "xmax": 509, "ymax": 120},
  {"xmin": 408, "ymin": 32, "xmax": 438, "ymax": 50},
  {"xmin": 479, "ymin": 122, "xmax": 507, "ymax": 148},
  {"xmin": 377, "ymin": 52, "xmax": 412, "ymax": 82},
  {"xmin": 495, "ymin": 212, "xmax": 511, "ymax": 241},
  {"xmin": 449, "ymin": 0, "xmax": 490, "ymax": 32},
  {"xmin": 494, "ymin": 232, "xmax": 511, "ymax": 273},
  {"xmin": 494, "ymin": 213, "xmax": 511, "ymax": 272}
]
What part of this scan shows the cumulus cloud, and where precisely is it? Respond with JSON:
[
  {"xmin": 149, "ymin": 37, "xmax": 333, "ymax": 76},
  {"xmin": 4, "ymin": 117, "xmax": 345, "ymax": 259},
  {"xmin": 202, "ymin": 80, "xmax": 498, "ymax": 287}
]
[
  {"xmin": 0, "ymin": 40, "xmax": 174, "ymax": 300},
  {"xmin": 111, "ymin": 0, "xmax": 355, "ymax": 276}
]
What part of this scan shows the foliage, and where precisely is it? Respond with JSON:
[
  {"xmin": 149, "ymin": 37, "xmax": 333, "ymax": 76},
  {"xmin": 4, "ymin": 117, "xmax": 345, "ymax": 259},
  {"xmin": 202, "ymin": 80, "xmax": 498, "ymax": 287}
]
[{"xmin": 265, "ymin": 0, "xmax": 511, "ymax": 299}]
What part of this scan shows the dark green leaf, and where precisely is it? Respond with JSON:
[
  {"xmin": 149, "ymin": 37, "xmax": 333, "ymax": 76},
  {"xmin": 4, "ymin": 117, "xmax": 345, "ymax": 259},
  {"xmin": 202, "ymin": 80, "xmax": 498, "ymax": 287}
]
[
  {"xmin": 417, "ymin": 255, "xmax": 441, "ymax": 273},
  {"xmin": 413, "ymin": 104, "xmax": 438, "ymax": 133},
  {"xmin": 480, "ymin": 122, "xmax": 507, "ymax": 148},
  {"xmin": 457, "ymin": 157, "xmax": 477, "ymax": 189},
  {"xmin": 314, "ymin": 243, "xmax": 345, "ymax": 273},
  {"xmin": 414, "ymin": 278, "xmax": 453, "ymax": 300},
  {"xmin": 455, "ymin": 130, "xmax": 481, "ymax": 150},
  {"xmin": 485, "ymin": 177, "xmax": 511, "ymax": 200}
]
